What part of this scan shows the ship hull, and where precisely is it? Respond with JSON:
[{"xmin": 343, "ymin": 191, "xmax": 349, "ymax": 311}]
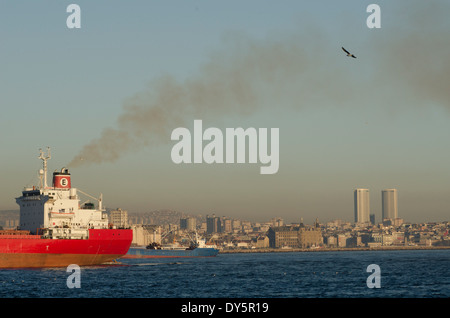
[
  {"xmin": 0, "ymin": 229, "xmax": 133, "ymax": 268},
  {"xmin": 0, "ymin": 253, "xmax": 124, "ymax": 268},
  {"xmin": 122, "ymin": 247, "xmax": 219, "ymax": 259}
]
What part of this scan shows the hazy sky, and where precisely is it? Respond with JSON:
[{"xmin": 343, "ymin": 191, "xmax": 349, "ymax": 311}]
[{"xmin": 1, "ymin": 1, "xmax": 450, "ymax": 224}]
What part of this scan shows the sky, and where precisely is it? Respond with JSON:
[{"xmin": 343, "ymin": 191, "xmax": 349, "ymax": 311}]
[{"xmin": 1, "ymin": 1, "xmax": 450, "ymax": 224}]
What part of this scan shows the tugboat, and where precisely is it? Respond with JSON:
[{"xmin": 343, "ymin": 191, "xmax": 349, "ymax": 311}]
[{"xmin": 123, "ymin": 232, "xmax": 219, "ymax": 258}]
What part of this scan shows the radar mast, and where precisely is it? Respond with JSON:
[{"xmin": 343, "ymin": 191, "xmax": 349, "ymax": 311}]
[{"xmin": 38, "ymin": 147, "xmax": 51, "ymax": 189}]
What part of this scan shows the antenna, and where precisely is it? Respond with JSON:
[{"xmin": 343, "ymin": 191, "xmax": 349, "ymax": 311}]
[
  {"xmin": 38, "ymin": 147, "xmax": 51, "ymax": 189},
  {"xmin": 38, "ymin": 169, "xmax": 44, "ymax": 190}
]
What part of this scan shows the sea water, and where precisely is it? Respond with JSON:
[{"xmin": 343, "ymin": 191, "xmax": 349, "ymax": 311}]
[{"xmin": 0, "ymin": 249, "xmax": 448, "ymax": 298}]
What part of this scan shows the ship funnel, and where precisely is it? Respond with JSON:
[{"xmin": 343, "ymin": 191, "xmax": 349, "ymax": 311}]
[{"xmin": 53, "ymin": 168, "xmax": 71, "ymax": 189}]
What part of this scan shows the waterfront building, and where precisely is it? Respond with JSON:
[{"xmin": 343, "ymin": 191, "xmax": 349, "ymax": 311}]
[
  {"xmin": 338, "ymin": 234, "xmax": 348, "ymax": 247},
  {"xmin": 298, "ymin": 228, "xmax": 322, "ymax": 248},
  {"xmin": 354, "ymin": 189, "xmax": 370, "ymax": 224},
  {"xmin": 392, "ymin": 231, "xmax": 405, "ymax": 245},
  {"xmin": 298, "ymin": 218, "xmax": 323, "ymax": 248},
  {"xmin": 382, "ymin": 189, "xmax": 398, "ymax": 221},
  {"xmin": 3, "ymin": 219, "xmax": 19, "ymax": 230},
  {"xmin": 109, "ymin": 208, "xmax": 128, "ymax": 228},
  {"xmin": 267, "ymin": 226, "xmax": 299, "ymax": 248},
  {"xmin": 324, "ymin": 235, "xmax": 337, "ymax": 247},
  {"xmin": 131, "ymin": 224, "xmax": 161, "ymax": 246},
  {"xmin": 371, "ymin": 233, "xmax": 383, "ymax": 244},
  {"xmin": 267, "ymin": 219, "xmax": 323, "ymax": 249},
  {"xmin": 255, "ymin": 236, "xmax": 270, "ymax": 248}
]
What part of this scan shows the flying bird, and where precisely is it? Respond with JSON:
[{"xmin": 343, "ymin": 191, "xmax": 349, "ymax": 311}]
[{"xmin": 342, "ymin": 47, "xmax": 356, "ymax": 58}]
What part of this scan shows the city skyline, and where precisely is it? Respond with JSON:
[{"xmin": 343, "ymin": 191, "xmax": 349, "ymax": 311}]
[{"xmin": 1, "ymin": 1, "xmax": 450, "ymax": 225}]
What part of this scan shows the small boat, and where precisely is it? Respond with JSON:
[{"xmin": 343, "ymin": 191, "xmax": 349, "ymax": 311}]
[{"xmin": 122, "ymin": 234, "xmax": 219, "ymax": 259}]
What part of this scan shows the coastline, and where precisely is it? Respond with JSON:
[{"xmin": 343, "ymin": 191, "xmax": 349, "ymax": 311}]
[{"xmin": 218, "ymin": 245, "xmax": 450, "ymax": 254}]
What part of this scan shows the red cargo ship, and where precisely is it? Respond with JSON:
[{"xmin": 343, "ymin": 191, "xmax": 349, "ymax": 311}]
[{"xmin": 0, "ymin": 148, "xmax": 133, "ymax": 268}]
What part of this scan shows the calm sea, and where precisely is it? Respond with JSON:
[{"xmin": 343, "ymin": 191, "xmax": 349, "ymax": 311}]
[{"xmin": 0, "ymin": 249, "xmax": 448, "ymax": 299}]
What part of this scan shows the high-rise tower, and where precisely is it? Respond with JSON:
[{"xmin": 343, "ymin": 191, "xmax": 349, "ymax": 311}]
[
  {"xmin": 354, "ymin": 188, "xmax": 370, "ymax": 224},
  {"xmin": 382, "ymin": 189, "xmax": 398, "ymax": 220}
]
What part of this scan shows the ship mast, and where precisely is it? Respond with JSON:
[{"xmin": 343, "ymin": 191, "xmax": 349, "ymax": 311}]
[{"xmin": 38, "ymin": 147, "xmax": 51, "ymax": 189}]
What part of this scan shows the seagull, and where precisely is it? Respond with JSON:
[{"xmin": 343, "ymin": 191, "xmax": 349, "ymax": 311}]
[{"xmin": 342, "ymin": 47, "xmax": 356, "ymax": 58}]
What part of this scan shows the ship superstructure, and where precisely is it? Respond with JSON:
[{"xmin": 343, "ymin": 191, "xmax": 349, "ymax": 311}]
[
  {"xmin": 0, "ymin": 148, "xmax": 132, "ymax": 268},
  {"xmin": 16, "ymin": 148, "xmax": 108, "ymax": 238}
]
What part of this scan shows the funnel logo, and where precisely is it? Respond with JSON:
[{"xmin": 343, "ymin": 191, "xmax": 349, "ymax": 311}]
[{"xmin": 60, "ymin": 178, "xmax": 68, "ymax": 187}]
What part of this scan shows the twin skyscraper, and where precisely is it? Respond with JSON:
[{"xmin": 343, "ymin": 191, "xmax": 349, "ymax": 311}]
[{"xmin": 354, "ymin": 188, "xmax": 398, "ymax": 224}]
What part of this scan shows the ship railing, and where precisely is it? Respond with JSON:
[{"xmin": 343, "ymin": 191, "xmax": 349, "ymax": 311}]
[
  {"xmin": 0, "ymin": 230, "xmax": 30, "ymax": 235},
  {"xmin": 0, "ymin": 234, "xmax": 41, "ymax": 239}
]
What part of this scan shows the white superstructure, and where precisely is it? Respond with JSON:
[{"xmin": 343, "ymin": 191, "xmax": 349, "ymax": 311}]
[{"xmin": 16, "ymin": 148, "xmax": 109, "ymax": 235}]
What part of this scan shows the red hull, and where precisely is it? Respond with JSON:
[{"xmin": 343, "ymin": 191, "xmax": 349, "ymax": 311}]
[{"xmin": 0, "ymin": 229, "xmax": 132, "ymax": 268}]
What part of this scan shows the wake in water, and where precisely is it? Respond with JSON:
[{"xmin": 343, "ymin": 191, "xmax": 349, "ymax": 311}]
[{"xmin": 126, "ymin": 261, "xmax": 186, "ymax": 267}]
